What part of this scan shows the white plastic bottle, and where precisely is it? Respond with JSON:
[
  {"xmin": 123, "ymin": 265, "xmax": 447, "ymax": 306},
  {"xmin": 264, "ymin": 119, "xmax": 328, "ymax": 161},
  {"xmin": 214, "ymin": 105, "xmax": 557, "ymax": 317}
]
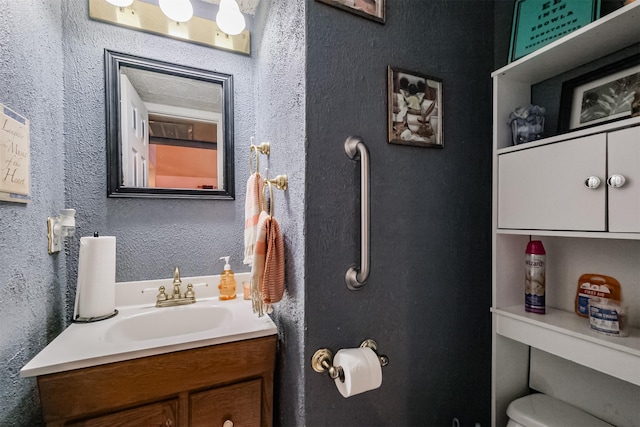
[{"xmin": 525, "ymin": 240, "xmax": 545, "ymax": 314}]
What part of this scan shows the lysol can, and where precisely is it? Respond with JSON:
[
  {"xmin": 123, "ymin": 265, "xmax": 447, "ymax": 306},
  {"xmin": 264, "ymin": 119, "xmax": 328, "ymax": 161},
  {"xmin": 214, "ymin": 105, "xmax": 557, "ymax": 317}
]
[{"xmin": 525, "ymin": 240, "xmax": 546, "ymax": 314}]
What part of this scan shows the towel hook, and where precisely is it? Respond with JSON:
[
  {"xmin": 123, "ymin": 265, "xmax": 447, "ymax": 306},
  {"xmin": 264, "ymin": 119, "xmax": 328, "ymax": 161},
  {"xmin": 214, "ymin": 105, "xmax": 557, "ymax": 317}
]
[
  {"xmin": 261, "ymin": 175, "xmax": 287, "ymax": 216},
  {"xmin": 249, "ymin": 139, "xmax": 270, "ymax": 175},
  {"xmin": 344, "ymin": 136, "xmax": 370, "ymax": 291},
  {"xmin": 262, "ymin": 181, "xmax": 275, "ymax": 216},
  {"xmin": 265, "ymin": 174, "xmax": 288, "ymax": 191},
  {"xmin": 252, "ymin": 141, "xmax": 271, "ymax": 156}
]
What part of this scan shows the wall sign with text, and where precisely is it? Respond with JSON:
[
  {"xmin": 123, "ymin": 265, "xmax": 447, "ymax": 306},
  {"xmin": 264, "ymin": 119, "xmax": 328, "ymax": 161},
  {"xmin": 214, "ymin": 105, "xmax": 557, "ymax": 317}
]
[
  {"xmin": 509, "ymin": 0, "xmax": 601, "ymax": 62},
  {"xmin": 0, "ymin": 103, "xmax": 31, "ymax": 203}
]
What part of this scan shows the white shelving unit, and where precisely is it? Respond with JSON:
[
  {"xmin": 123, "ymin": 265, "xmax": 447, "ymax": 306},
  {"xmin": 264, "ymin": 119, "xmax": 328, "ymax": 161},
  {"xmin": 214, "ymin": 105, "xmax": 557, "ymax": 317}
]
[
  {"xmin": 494, "ymin": 305, "xmax": 640, "ymax": 384},
  {"xmin": 491, "ymin": 3, "xmax": 640, "ymax": 426}
]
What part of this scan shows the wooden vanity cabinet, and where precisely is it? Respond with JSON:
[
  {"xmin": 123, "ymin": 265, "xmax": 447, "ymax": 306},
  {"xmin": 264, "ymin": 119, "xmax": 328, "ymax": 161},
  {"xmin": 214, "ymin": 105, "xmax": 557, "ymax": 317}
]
[
  {"xmin": 36, "ymin": 336, "xmax": 276, "ymax": 427},
  {"xmin": 65, "ymin": 400, "xmax": 178, "ymax": 427},
  {"xmin": 190, "ymin": 379, "xmax": 262, "ymax": 426}
]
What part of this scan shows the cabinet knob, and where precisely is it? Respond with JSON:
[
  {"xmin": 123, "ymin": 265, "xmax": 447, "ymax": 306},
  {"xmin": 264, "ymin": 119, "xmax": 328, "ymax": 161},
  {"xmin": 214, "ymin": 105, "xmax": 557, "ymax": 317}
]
[
  {"xmin": 607, "ymin": 174, "xmax": 626, "ymax": 188},
  {"xmin": 223, "ymin": 420, "xmax": 234, "ymax": 427},
  {"xmin": 584, "ymin": 176, "xmax": 601, "ymax": 189}
]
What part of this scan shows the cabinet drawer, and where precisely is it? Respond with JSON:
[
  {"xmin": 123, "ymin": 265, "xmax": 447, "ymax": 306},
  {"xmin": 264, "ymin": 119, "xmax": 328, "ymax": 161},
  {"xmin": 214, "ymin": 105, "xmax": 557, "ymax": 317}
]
[
  {"xmin": 190, "ymin": 379, "xmax": 262, "ymax": 427},
  {"xmin": 66, "ymin": 400, "xmax": 177, "ymax": 427},
  {"xmin": 498, "ymin": 134, "xmax": 606, "ymax": 231}
]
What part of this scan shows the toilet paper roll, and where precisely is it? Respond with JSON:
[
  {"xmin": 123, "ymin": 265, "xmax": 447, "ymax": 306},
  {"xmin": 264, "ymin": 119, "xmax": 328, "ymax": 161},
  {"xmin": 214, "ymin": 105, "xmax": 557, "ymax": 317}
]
[
  {"xmin": 74, "ymin": 236, "xmax": 116, "ymax": 320},
  {"xmin": 333, "ymin": 347, "xmax": 382, "ymax": 398}
]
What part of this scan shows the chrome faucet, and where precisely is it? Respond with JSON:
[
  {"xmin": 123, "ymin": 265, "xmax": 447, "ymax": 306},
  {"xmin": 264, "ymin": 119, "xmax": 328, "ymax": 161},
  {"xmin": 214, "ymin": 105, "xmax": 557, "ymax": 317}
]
[{"xmin": 155, "ymin": 266, "xmax": 196, "ymax": 307}]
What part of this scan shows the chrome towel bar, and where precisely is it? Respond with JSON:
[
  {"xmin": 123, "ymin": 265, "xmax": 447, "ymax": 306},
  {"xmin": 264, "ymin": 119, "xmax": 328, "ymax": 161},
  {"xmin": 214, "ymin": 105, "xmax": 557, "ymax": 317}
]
[{"xmin": 344, "ymin": 136, "xmax": 370, "ymax": 291}]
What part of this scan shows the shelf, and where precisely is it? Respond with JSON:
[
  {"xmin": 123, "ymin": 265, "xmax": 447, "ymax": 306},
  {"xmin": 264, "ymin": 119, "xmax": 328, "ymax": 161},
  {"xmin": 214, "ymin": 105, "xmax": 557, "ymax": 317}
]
[
  {"xmin": 496, "ymin": 116, "xmax": 640, "ymax": 156},
  {"xmin": 492, "ymin": 2, "xmax": 640, "ymax": 85},
  {"xmin": 494, "ymin": 305, "xmax": 640, "ymax": 386},
  {"xmin": 496, "ymin": 229, "xmax": 640, "ymax": 241},
  {"xmin": 491, "ymin": 4, "xmax": 640, "ymax": 424}
]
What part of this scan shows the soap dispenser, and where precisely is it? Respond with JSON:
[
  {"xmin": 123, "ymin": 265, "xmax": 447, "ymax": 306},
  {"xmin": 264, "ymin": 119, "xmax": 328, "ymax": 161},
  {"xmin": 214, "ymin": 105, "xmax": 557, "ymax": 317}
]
[{"xmin": 218, "ymin": 256, "xmax": 237, "ymax": 300}]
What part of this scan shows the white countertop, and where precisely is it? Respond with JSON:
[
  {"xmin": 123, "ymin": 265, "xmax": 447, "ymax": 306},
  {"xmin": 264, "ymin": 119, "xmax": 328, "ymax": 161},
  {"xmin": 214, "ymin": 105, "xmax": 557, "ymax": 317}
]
[{"xmin": 20, "ymin": 273, "xmax": 277, "ymax": 378}]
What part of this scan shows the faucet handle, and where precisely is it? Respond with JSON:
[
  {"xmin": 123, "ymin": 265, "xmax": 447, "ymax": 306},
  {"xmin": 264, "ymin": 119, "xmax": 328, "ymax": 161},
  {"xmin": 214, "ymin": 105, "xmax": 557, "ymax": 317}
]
[
  {"xmin": 157, "ymin": 286, "xmax": 168, "ymax": 302},
  {"xmin": 184, "ymin": 283, "xmax": 195, "ymax": 299}
]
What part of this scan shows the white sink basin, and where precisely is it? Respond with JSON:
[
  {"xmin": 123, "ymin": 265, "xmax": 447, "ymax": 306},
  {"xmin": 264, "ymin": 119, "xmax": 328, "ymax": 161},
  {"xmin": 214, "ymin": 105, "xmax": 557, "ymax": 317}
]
[
  {"xmin": 105, "ymin": 304, "xmax": 233, "ymax": 343},
  {"xmin": 20, "ymin": 272, "xmax": 277, "ymax": 378}
]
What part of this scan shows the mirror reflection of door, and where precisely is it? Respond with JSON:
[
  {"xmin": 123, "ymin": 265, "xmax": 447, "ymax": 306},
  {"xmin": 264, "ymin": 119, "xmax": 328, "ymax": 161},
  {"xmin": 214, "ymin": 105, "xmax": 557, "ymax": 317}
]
[
  {"xmin": 148, "ymin": 115, "xmax": 219, "ymax": 189},
  {"xmin": 119, "ymin": 66, "xmax": 223, "ymax": 190},
  {"xmin": 120, "ymin": 74, "xmax": 149, "ymax": 187},
  {"xmin": 147, "ymin": 109, "xmax": 220, "ymax": 190}
]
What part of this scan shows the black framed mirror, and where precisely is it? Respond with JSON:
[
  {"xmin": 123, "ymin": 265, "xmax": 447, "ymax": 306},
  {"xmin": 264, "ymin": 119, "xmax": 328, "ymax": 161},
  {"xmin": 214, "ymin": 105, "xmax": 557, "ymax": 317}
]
[{"xmin": 105, "ymin": 50, "xmax": 234, "ymax": 199}]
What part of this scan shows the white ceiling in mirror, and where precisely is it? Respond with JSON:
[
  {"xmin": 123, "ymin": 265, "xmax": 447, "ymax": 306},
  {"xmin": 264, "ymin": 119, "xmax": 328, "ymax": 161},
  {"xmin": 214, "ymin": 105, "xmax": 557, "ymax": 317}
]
[
  {"xmin": 200, "ymin": 0, "xmax": 261, "ymax": 14},
  {"xmin": 121, "ymin": 67, "xmax": 223, "ymax": 113}
]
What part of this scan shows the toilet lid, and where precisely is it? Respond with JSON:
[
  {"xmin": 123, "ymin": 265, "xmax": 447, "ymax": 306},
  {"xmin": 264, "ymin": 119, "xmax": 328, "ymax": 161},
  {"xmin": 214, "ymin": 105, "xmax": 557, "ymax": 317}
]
[{"xmin": 507, "ymin": 394, "xmax": 613, "ymax": 427}]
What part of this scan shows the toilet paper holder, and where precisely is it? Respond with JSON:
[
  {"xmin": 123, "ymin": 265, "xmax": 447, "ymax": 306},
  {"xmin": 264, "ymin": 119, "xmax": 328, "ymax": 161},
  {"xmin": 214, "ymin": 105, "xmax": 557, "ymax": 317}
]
[{"xmin": 311, "ymin": 339, "xmax": 389, "ymax": 382}]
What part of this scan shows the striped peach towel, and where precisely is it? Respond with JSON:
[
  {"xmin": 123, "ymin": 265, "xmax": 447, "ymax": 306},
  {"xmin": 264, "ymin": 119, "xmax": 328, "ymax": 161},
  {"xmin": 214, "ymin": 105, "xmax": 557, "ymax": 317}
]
[
  {"xmin": 243, "ymin": 173, "xmax": 264, "ymax": 265},
  {"xmin": 263, "ymin": 213, "xmax": 285, "ymax": 304},
  {"xmin": 251, "ymin": 211, "xmax": 268, "ymax": 315},
  {"xmin": 251, "ymin": 211, "xmax": 285, "ymax": 316}
]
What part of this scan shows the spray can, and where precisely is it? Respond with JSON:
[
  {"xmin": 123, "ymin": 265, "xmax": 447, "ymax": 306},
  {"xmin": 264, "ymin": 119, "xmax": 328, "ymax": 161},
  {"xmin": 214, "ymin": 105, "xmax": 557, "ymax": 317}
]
[{"xmin": 525, "ymin": 240, "xmax": 546, "ymax": 314}]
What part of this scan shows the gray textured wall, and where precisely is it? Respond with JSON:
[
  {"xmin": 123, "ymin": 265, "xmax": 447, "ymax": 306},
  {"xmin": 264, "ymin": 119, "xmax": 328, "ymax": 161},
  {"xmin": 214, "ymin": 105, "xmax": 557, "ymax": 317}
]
[
  {"xmin": 304, "ymin": 1, "xmax": 494, "ymax": 426},
  {"xmin": 253, "ymin": 0, "xmax": 307, "ymax": 425},
  {"xmin": 0, "ymin": 1, "xmax": 65, "ymax": 425},
  {"xmin": 62, "ymin": 0, "xmax": 257, "ymax": 293}
]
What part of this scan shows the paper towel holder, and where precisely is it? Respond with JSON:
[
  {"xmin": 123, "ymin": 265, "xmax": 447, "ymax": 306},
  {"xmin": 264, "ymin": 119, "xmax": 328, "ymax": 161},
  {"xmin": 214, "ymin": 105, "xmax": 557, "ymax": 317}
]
[
  {"xmin": 311, "ymin": 339, "xmax": 389, "ymax": 383},
  {"xmin": 47, "ymin": 208, "xmax": 77, "ymax": 254}
]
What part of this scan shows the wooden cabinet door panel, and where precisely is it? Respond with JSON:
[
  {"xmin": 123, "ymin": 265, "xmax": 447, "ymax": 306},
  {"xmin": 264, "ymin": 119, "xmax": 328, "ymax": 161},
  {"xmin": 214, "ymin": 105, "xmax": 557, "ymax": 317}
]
[
  {"xmin": 190, "ymin": 379, "xmax": 261, "ymax": 427},
  {"xmin": 608, "ymin": 126, "xmax": 640, "ymax": 233},
  {"xmin": 65, "ymin": 400, "xmax": 177, "ymax": 427},
  {"xmin": 498, "ymin": 134, "xmax": 607, "ymax": 231}
]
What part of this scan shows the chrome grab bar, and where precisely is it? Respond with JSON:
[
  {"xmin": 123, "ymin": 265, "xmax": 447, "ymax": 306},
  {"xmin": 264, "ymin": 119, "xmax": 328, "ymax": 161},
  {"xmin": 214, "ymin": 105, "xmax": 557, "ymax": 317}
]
[{"xmin": 344, "ymin": 136, "xmax": 370, "ymax": 291}]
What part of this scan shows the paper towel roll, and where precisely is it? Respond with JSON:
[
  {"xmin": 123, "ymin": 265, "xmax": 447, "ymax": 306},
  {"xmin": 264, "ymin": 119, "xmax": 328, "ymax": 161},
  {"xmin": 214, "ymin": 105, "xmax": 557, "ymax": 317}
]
[
  {"xmin": 74, "ymin": 236, "xmax": 116, "ymax": 320},
  {"xmin": 333, "ymin": 347, "xmax": 382, "ymax": 398}
]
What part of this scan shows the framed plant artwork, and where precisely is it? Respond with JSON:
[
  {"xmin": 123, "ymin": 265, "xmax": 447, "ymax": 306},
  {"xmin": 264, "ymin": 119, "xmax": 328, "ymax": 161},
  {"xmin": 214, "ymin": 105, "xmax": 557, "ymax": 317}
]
[
  {"xmin": 388, "ymin": 67, "xmax": 443, "ymax": 148},
  {"xmin": 316, "ymin": 0, "xmax": 385, "ymax": 23},
  {"xmin": 558, "ymin": 53, "xmax": 640, "ymax": 133}
]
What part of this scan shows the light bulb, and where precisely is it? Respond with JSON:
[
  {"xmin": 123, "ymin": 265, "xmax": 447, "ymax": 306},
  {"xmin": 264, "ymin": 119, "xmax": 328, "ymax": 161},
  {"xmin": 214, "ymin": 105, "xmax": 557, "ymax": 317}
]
[
  {"xmin": 159, "ymin": 0, "xmax": 194, "ymax": 23},
  {"xmin": 105, "ymin": 0, "xmax": 134, "ymax": 6},
  {"xmin": 219, "ymin": 0, "xmax": 240, "ymax": 12},
  {"xmin": 216, "ymin": 0, "xmax": 245, "ymax": 35}
]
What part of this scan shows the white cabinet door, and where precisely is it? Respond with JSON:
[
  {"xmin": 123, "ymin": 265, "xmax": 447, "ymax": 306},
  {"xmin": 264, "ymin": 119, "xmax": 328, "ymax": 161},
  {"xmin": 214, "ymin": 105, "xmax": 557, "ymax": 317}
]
[
  {"xmin": 498, "ymin": 134, "xmax": 607, "ymax": 231},
  {"xmin": 608, "ymin": 126, "xmax": 640, "ymax": 233}
]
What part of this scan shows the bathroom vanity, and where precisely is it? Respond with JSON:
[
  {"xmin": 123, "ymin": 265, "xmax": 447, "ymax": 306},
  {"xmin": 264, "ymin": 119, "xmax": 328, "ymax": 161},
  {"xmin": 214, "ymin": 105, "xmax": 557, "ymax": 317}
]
[
  {"xmin": 21, "ymin": 273, "xmax": 278, "ymax": 427},
  {"xmin": 36, "ymin": 336, "xmax": 276, "ymax": 426}
]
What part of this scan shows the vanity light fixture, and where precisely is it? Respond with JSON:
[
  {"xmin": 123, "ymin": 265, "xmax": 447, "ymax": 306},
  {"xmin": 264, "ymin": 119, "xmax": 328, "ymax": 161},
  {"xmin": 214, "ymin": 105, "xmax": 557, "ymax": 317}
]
[
  {"xmin": 216, "ymin": 0, "xmax": 245, "ymax": 35},
  {"xmin": 90, "ymin": 0, "xmax": 250, "ymax": 55},
  {"xmin": 105, "ymin": 0, "xmax": 133, "ymax": 6},
  {"xmin": 159, "ymin": 0, "xmax": 194, "ymax": 23},
  {"xmin": 47, "ymin": 209, "xmax": 76, "ymax": 254}
]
